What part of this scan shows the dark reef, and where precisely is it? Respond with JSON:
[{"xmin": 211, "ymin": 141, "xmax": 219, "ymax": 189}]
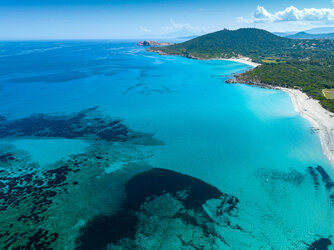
[
  {"xmin": 258, "ymin": 168, "xmax": 305, "ymax": 185},
  {"xmin": 0, "ymin": 151, "xmax": 81, "ymax": 248},
  {"xmin": 313, "ymin": 166, "xmax": 334, "ymax": 206},
  {"xmin": 124, "ymin": 167, "xmax": 226, "ymax": 211},
  {"xmin": 316, "ymin": 166, "xmax": 334, "ymax": 190},
  {"xmin": 308, "ymin": 167, "xmax": 320, "ymax": 190},
  {"xmin": 76, "ymin": 168, "xmax": 240, "ymax": 249},
  {"xmin": 258, "ymin": 165, "xmax": 334, "ymax": 207},
  {"xmin": 0, "ymin": 108, "xmax": 161, "ymax": 249},
  {"xmin": 0, "ymin": 107, "xmax": 133, "ymax": 142},
  {"xmin": 308, "ymin": 237, "xmax": 332, "ymax": 250}
]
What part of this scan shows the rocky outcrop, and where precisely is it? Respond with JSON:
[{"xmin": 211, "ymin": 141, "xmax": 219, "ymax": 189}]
[
  {"xmin": 137, "ymin": 40, "xmax": 174, "ymax": 46},
  {"xmin": 76, "ymin": 168, "xmax": 241, "ymax": 249},
  {"xmin": 225, "ymin": 73, "xmax": 272, "ymax": 89}
]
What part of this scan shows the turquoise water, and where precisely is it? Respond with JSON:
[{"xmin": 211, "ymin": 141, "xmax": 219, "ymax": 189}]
[{"xmin": 0, "ymin": 41, "xmax": 333, "ymax": 248}]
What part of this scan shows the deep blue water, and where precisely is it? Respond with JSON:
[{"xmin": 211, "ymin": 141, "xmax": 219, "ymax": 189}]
[{"xmin": 0, "ymin": 41, "xmax": 333, "ymax": 249}]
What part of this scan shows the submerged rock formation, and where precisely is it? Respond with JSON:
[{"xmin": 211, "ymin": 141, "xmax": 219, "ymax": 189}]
[
  {"xmin": 0, "ymin": 107, "xmax": 162, "ymax": 145},
  {"xmin": 76, "ymin": 168, "xmax": 240, "ymax": 249},
  {"xmin": 0, "ymin": 108, "xmax": 161, "ymax": 249},
  {"xmin": 307, "ymin": 237, "xmax": 332, "ymax": 250},
  {"xmin": 257, "ymin": 165, "xmax": 334, "ymax": 207}
]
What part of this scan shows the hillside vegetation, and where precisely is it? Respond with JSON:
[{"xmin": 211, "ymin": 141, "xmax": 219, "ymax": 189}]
[
  {"xmin": 149, "ymin": 28, "xmax": 334, "ymax": 112},
  {"xmin": 150, "ymin": 28, "xmax": 295, "ymax": 62},
  {"xmin": 237, "ymin": 61, "xmax": 334, "ymax": 112}
]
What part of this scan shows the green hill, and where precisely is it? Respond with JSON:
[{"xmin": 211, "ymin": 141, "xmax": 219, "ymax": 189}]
[
  {"xmin": 149, "ymin": 28, "xmax": 334, "ymax": 112},
  {"xmin": 150, "ymin": 28, "xmax": 334, "ymax": 63},
  {"xmin": 150, "ymin": 28, "xmax": 295, "ymax": 62}
]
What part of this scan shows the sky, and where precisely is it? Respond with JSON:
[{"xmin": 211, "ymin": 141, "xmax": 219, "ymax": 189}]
[{"xmin": 1, "ymin": 0, "xmax": 334, "ymax": 40}]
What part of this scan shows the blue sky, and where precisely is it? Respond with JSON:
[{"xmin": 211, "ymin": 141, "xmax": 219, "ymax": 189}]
[{"xmin": 0, "ymin": 0, "xmax": 333, "ymax": 39}]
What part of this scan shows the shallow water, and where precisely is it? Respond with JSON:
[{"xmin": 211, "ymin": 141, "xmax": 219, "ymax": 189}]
[
  {"xmin": 0, "ymin": 41, "xmax": 333, "ymax": 249},
  {"xmin": 10, "ymin": 139, "xmax": 89, "ymax": 167}
]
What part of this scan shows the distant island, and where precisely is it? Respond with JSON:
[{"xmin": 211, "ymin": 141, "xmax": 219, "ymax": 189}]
[
  {"xmin": 286, "ymin": 32, "xmax": 334, "ymax": 40},
  {"xmin": 148, "ymin": 28, "xmax": 334, "ymax": 166},
  {"xmin": 137, "ymin": 40, "xmax": 174, "ymax": 46}
]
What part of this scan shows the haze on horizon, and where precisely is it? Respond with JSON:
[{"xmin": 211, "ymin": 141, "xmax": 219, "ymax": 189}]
[{"xmin": 1, "ymin": 0, "xmax": 334, "ymax": 40}]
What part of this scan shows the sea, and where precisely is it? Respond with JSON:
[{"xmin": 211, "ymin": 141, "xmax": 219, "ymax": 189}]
[{"xmin": 0, "ymin": 40, "xmax": 333, "ymax": 249}]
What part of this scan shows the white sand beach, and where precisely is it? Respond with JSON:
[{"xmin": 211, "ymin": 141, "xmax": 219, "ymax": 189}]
[
  {"xmin": 220, "ymin": 57, "xmax": 261, "ymax": 67},
  {"xmin": 152, "ymin": 50, "xmax": 334, "ymax": 166},
  {"xmin": 280, "ymin": 87, "xmax": 334, "ymax": 166},
  {"xmin": 229, "ymin": 59, "xmax": 334, "ymax": 167}
]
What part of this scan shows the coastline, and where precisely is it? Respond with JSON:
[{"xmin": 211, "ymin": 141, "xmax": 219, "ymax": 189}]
[
  {"xmin": 149, "ymin": 48, "xmax": 334, "ymax": 166},
  {"xmin": 148, "ymin": 49, "xmax": 261, "ymax": 67},
  {"xmin": 278, "ymin": 87, "xmax": 334, "ymax": 167},
  {"xmin": 225, "ymin": 59, "xmax": 334, "ymax": 167}
]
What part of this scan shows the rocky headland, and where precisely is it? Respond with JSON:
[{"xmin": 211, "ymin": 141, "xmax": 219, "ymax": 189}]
[{"xmin": 137, "ymin": 40, "xmax": 174, "ymax": 46}]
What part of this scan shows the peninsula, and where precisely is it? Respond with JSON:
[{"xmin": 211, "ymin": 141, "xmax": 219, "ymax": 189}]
[
  {"xmin": 149, "ymin": 28, "xmax": 334, "ymax": 166},
  {"xmin": 137, "ymin": 40, "xmax": 174, "ymax": 46}
]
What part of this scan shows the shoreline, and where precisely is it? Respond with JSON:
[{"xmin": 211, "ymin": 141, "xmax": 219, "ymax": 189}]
[
  {"xmin": 278, "ymin": 87, "xmax": 334, "ymax": 167},
  {"xmin": 148, "ymin": 49, "xmax": 261, "ymax": 67},
  {"xmin": 149, "ymin": 49, "xmax": 334, "ymax": 166},
  {"xmin": 225, "ymin": 58, "xmax": 334, "ymax": 167},
  {"xmin": 214, "ymin": 59, "xmax": 334, "ymax": 167}
]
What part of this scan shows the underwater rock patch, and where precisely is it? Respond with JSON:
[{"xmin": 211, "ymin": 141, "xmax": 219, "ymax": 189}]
[
  {"xmin": 307, "ymin": 237, "xmax": 332, "ymax": 250},
  {"xmin": 316, "ymin": 166, "xmax": 334, "ymax": 190},
  {"xmin": 125, "ymin": 167, "xmax": 225, "ymax": 211},
  {"xmin": 76, "ymin": 168, "xmax": 240, "ymax": 250},
  {"xmin": 0, "ymin": 150, "xmax": 81, "ymax": 248},
  {"xmin": 0, "ymin": 165, "xmax": 77, "ymax": 233},
  {"xmin": 308, "ymin": 167, "xmax": 320, "ymax": 190},
  {"xmin": 0, "ymin": 135, "xmax": 157, "ymax": 249},
  {"xmin": 0, "ymin": 152, "xmax": 15, "ymax": 162},
  {"xmin": 0, "ymin": 160, "xmax": 79, "ymax": 215},
  {"xmin": 0, "ymin": 107, "xmax": 160, "ymax": 144},
  {"xmin": 257, "ymin": 166, "xmax": 334, "ymax": 207},
  {"xmin": 257, "ymin": 168, "xmax": 305, "ymax": 185},
  {"xmin": 311, "ymin": 166, "xmax": 334, "ymax": 206}
]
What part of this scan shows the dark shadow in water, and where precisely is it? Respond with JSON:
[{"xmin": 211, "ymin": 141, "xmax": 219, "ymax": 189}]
[
  {"xmin": 0, "ymin": 107, "xmax": 161, "ymax": 145},
  {"xmin": 258, "ymin": 166, "xmax": 334, "ymax": 207},
  {"xmin": 312, "ymin": 166, "xmax": 334, "ymax": 206},
  {"xmin": 307, "ymin": 167, "xmax": 320, "ymax": 190},
  {"xmin": 316, "ymin": 166, "xmax": 334, "ymax": 190},
  {"xmin": 257, "ymin": 168, "xmax": 305, "ymax": 185},
  {"xmin": 256, "ymin": 167, "xmax": 334, "ymax": 248},
  {"xmin": 0, "ymin": 151, "xmax": 79, "ymax": 248},
  {"xmin": 307, "ymin": 237, "xmax": 332, "ymax": 250},
  {"xmin": 0, "ymin": 107, "xmax": 127, "ymax": 141},
  {"xmin": 124, "ymin": 167, "xmax": 225, "ymax": 211},
  {"xmin": 0, "ymin": 108, "xmax": 162, "ymax": 249},
  {"xmin": 76, "ymin": 168, "xmax": 240, "ymax": 250}
]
